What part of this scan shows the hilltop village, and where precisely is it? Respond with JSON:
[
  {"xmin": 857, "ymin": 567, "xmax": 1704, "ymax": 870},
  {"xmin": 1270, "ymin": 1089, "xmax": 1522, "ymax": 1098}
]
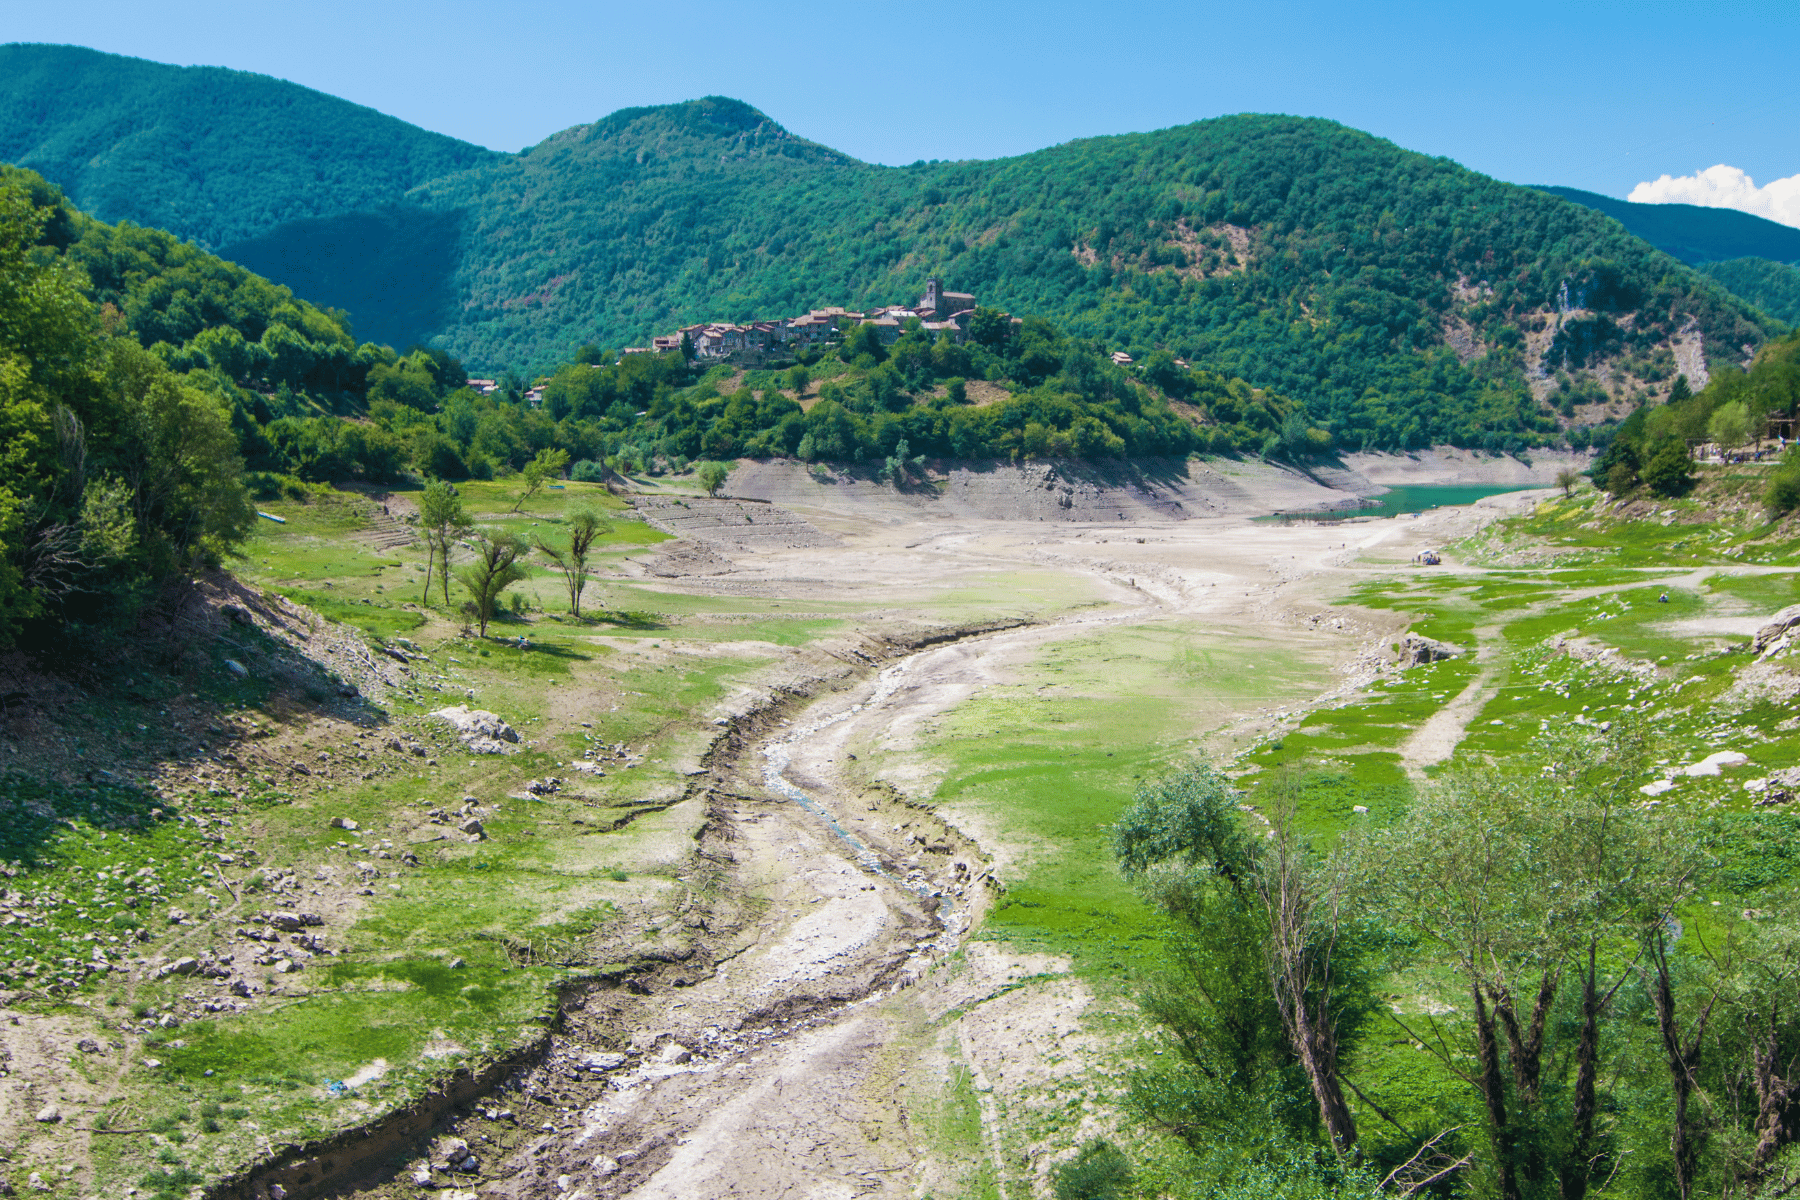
[{"xmin": 634, "ymin": 278, "xmax": 999, "ymax": 362}]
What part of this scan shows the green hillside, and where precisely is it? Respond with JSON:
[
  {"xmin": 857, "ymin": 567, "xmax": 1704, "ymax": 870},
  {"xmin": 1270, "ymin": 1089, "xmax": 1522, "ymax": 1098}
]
[
  {"xmin": 0, "ymin": 44, "xmax": 495, "ymax": 253},
  {"xmin": 0, "ymin": 47, "xmax": 1781, "ymax": 451},
  {"xmin": 1699, "ymin": 257, "xmax": 1800, "ymax": 325},
  {"xmin": 1538, "ymin": 185, "xmax": 1800, "ymax": 266}
]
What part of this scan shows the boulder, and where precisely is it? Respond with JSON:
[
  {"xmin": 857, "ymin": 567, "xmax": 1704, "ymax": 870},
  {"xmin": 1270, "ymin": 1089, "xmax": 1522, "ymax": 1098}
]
[
  {"xmin": 457, "ymin": 817, "xmax": 485, "ymax": 840},
  {"xmin": 222, "ymin": 659, "xmax": 249, "ymax": 679},
  {"xmin": 33, "ymin": 1105, "xmax": 58, "ymax": 1123},
  {"xmin": 593, "ymin": 1157, "xmax": 621, "ymax": 1177},
  {"xmin": 1398, "ymin": 634, "xmax": 1462, "ymax": 666},
  {"xmin": 655, "ymin": 1042, "xmax": 692, "ymax": 1065},
  {"xmin": 1754, "ymin": 605, "xmax": 1800, "ymax": 657},
  {"xmin": 330, "ymin": 816, "xmax": 359, "ymax": 831},
  {"xmin": 429, "ymin": 705, "xmax": 521, "ymax": 755},
  {"xmin": 581, "ymin": 1051, "xmax": 628, "ymax": 1073},
  {"xmin": 1683, "ymin": 751, "xmax": 1751, "ymax": 777},
  {"xmin": 220, "ymin": 604, "xmax": 254, "ymax": 626}
]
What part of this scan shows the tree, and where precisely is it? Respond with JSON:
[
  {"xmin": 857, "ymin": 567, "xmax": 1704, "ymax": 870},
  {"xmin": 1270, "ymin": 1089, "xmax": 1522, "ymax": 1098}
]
[
  {"xmin": 1710, "ymin": 400, "xmax": 1752, "ymax": 449},
  {"xmin": 417, "ymin": 479, "xmax": 471, "ymax": 607},
  {"xmin": 511, "ymin": 447, "xmax": 570, "ymax": 513},
  {"xmin": 454, "ymin": 530, "xmax": 529, "ymax": 637},
  {"xmin": 535, "ymin": 503, "xmax": 609, "ymax": 618},
  {"xmin": 1356, "ymin": 724, "xmax": 1700, "ymax": 1200},
  {"xmin": 695, "ymin": 460, "xmax": 731, "ymax": 496},
  {"xmin": 1555, "ymin": 467, "xmax": 1582, "ymax": 497},
  {"xmin": 1643, "ymin": 434, "xmax": 1695, "ymax": 497},
  {"xmin": 1114, "ymin": 760, "xmax": 1365, "ymax": 1158}
]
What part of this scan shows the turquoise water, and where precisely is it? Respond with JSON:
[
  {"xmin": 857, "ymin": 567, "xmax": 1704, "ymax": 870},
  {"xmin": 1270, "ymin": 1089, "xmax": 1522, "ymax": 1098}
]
[{"xmin": 1260, "ymin": 483, "xmax": 1539, "ymax": 523}]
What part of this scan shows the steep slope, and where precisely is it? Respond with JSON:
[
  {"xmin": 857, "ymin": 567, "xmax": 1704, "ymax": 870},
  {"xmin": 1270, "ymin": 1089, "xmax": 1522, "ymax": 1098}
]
[
  {"xmin": 0, "ymin": 44, "xmax": 496, "ymax": 251},
  {"xmin": 1538, "ymin": 185, "xmax": 1800, "ymax": 266}
]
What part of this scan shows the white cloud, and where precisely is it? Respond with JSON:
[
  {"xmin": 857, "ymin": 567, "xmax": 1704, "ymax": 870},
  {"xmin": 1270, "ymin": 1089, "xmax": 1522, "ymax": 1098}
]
[{"xmin": 1628, "ymin": 165, "xmax": 1800, "ymax": 229}]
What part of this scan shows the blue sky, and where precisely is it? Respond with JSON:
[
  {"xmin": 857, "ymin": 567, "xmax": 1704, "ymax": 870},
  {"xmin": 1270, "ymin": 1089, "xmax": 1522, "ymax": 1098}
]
[{"xmin": 9, "ymin": 0, "xmax": 1797, "ymax": 201}]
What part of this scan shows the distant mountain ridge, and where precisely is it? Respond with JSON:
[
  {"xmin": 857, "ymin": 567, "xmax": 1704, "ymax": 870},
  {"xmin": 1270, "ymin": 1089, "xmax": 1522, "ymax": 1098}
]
[
  {"xmin": 0, "ymin": 44, "xmax": 1782, "ymax": 449},
  {"xmin": 1535, "ymin": 185, "xmax": 1800, "ymax": 267}
]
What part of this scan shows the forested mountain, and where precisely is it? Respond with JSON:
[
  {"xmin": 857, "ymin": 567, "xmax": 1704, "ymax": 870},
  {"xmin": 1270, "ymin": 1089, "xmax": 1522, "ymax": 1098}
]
[
  {"xmin": 0, "ymin": 45, "xmax": 494, "ymax": 250},
  {"xmin": 1698, "ymin": 257, "xmax": 1800, "ymax": 325},
  {"xmin": 1538, "ymin": 185, "xmax": 1800, "ymax": 266},
  {"xmin": 0, "ymin": 45, "xmax": 1783, "ymax": 452}
]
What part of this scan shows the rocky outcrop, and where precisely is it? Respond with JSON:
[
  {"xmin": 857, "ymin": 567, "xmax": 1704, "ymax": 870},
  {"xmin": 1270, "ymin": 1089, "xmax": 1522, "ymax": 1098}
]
[
  {"xmin": 429, "ymin": 705, "xmax": 521, "ymax": 754},
  {"xmin": 1752, "ymin": 605, "xmax": 1800, "ymax": 658},
  {"xmin": 1398, "ymin": 633, "xmax": 1463, "ymax": 666}
]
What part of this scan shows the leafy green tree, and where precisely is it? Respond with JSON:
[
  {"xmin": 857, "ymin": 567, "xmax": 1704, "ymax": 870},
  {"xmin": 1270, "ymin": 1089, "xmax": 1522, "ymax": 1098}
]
[
  {"xmin": 454, "ymin": 530, "xmax": 528, "ymax": 637},
  {"xmin": 535, "ymin": 503, "xmax": 609, "ymax": 617},
  {"xmin": 1709, "ymin": 399, "xmax": 1751, "ymax": 448},
  {"xmin": 1052, "ymin": 1140, "xmax": 1133, "ymax": 1200},
  {"xmin": 417, "ymin": 479, "xmax": 471, "ymax": 606},
  {"xmin": 1556, "ymin": 467, "xmax": 1582, "ymax": 497},
  {"xmin": 695, "ymin": 460, "xmax": 731, "ymax": 496},
  {"xmin": 1113, "ymin": 760, "xmax": 1363, "ymax": 1156},
  {"xmin": 968, "ymin": 307, "xmax": 1012, "ymax": 350},
  {"xmin": 1642, "ymin": 433, "xmax": 1695, "ymax": 496},
  {"xmin": 511, "ymin": 447, "xmax": 570, "ymax": 513}
]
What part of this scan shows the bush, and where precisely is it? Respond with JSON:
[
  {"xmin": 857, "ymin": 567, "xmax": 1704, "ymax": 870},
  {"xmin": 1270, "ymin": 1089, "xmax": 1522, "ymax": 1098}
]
[
  {"xmin": 1053, "ymin": 1140, "xmax": 1133, "ymax": 1200},
  {"xmin": 570, "ymin": 458, "xmax": 607, "ymax": 482}
]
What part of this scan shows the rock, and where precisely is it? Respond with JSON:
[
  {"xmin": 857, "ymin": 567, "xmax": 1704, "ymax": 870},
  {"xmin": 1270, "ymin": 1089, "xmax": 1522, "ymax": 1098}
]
[
  {"xmin": 223, "ymin": 659, "xmax": 249, "ymax": 679},
  {"xmin": 268, "ymin": 1187, "xmax": 287, "ymax": 1200},
  {"xmin": 655, "ymin": 1042, "xmax": 692, "ymax": 1065},
  {"xmin": 33, "ymin": 1104, "xmax": 58, "ymax": 1123},
  {"xmin": 142, "ymin": 1057, "xmax": 161, "ymax": 1069},
  {"xmin": 429, "ymin": 705, "xmax": 522, "ymax": 755},
  {"xmin": 457, "ymin": 817, "xmax": 485, "ymax": 840},
  {"xmin": 26, "ymin": 1173, "xmax": 46, "ymax": 1193},
  {"xmin": 1683, "ymin": 751, "xmax": 1751, "ymax": 777},
  {"xmin": 581, "ymin": 1051, "xmax": 628, "ymax": 1073},
  {"xmin": 1352, "ymin": 805, "xmax": 1368, "ymax": 814},
  {"xmin": 409, "ymin": 1165, "xmax": 433, "ymax": 1187},
  {"xmin": 432, "ymin": 1136, "xmax": 470, "ymax": 1168},
  {"xmin": 268, "ymin": 912, "xmax": 302, "ymax": 931},
  {"xmin": 448, "ymin": 956, "xmax": 466, "ymax": 969},
  {"xmin": 1641, "ymin": 779, "xmax": 1677, "ymax": 797},
  {"xmin": 169, "ymin": 957, "xmax": 200, "ymax": 977},
  {"xmin": 75, "ymin": 1038, "xmax": 100, "ymax": 1054},
  {"xmin": 594, "ymin": 1157, "xmax": 621, "ymax": 1177},
  {"xmin": 229, "ymin": 978, "xmax": 255, "ymax": 996},
  {"xmin": 1398, "ymin": 633, "xmax": 1462, "ymax": 666},
  {"xmin": 330, "ymin": 816, "xmax": 359, "ymax": 831},
  {"xmin": 220, "ymin": 604, "xmax": 254, "ymax": 626},
  {"xmin": 1754, "ymin": 605, "xmax": 1800, "ymax": 656}
]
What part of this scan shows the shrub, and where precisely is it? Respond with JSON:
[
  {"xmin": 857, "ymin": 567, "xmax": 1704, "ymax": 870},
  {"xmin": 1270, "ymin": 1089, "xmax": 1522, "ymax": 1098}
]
[
  {"xmin": 1053, "ymin": 1139, "xmax": 1133, "ymax": 1200},
  {"xmin": 570, "ymin": 459, "xmax": 607, "ymax": 482}
]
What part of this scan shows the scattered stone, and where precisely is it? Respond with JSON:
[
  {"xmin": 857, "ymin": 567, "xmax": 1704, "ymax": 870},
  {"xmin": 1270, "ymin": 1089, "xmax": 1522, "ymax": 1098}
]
[
  {"xmin": 409, "ymin": 1165, "xmax": 433, "ymax": 1187},
  {"xmin": 448, "ymin": 956, "xmax": 466, "ymax": 969},
  {"xmin": 142, "ymin": 1057, "xmax": 161, "ymax": 1069},
  {"xmin": 429, "ymin": 705, "xmax": 521, "ymax": 755},
  {"xmin": 1640, "ymin": 779, "xmax": 1677, "ymax": 797},
  {"xmin": 33, "ymin": 1104, "xmax": 58, "ymax": 1123},
  {"xmin": 1352, "ymin": 805, "xmax": 1368, "ymax": 814},
  {"xmin": 457, "ymin": 817, "xmax": 485, "ymax": 840},
  {"xmin": 75, "ymin": 1038, "xmax": 101, "ymax": 1054},
  {"xmin": 593, "ymin": 1157, "xmax": 621, "ymax": 1177},
  {"xmin": 222, "ymin": 659, "xmax": 249, "ymax": 679},
  {"xmin": 655, "ymin": 1042, "xmax": 692, "ymax": 1065},
  {"xmin": 164, "ymin": 957, "xmax": 200, "ymax": 978},
  {"xmin": 330, "ymin": 816, "xmax": 359, "ymax": 831},
  {"xmin": 220, "ymin": 604, "xmax": 254, "ymax": 626}
]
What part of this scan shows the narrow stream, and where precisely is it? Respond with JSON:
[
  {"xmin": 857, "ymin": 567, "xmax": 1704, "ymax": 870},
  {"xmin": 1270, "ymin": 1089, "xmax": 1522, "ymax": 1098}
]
[{"xmin": 757, "ymin": 655, "xmax": 964, "ymax": 943}]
